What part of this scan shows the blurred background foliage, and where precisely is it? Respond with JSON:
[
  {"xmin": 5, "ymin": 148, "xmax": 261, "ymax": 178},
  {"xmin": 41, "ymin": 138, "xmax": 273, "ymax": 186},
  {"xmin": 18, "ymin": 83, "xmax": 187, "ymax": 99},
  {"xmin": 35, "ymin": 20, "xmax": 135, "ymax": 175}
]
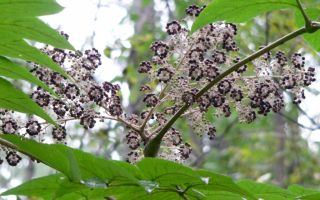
[{"xmin": 1, "ymin": 0, "xmax": 320, "ymax": 193}]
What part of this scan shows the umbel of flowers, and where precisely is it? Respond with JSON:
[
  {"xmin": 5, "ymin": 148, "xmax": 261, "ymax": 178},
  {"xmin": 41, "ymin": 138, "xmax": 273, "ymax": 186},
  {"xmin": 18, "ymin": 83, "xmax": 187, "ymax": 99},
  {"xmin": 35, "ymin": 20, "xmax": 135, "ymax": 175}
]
[{"xmin": 0, "ymin": 5, "xmax": 316, "ymax": 166}]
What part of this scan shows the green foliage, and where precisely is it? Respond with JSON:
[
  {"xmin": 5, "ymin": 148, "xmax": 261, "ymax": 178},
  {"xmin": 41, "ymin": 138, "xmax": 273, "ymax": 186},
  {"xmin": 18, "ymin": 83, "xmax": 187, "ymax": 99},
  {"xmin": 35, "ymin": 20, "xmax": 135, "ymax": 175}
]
[
  {"xmin": 0, "ymin": 0, "xmax": 73, "ymax": 124},
  {"xmin": 191, "ymin": 0, "xmax": 298, "ymax": 32},
  {"xmin": 1, "ymin": 135, "xmax": 320, "ymax": 200},
  {"xmin": 0, "ymin": 0, "xmax": 64, "ymax": 18}
]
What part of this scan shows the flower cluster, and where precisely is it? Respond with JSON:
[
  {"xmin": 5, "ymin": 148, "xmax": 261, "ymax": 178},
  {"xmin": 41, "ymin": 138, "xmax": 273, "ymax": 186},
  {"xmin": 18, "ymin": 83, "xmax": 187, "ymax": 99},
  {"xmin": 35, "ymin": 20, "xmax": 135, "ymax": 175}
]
[{"xmin": 128, "ymin": 4, "xmax": 317, "ymax": 162}]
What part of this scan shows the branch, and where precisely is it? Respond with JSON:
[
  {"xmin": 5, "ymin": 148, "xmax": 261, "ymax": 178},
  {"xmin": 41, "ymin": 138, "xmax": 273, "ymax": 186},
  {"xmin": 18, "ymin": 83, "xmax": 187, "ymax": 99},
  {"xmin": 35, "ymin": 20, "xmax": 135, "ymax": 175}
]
[
  {"xmin": 143, "ymin": 27, "xmax": 311, "ymax": 157},
  {"xmin": 39, "ymin": 115, "xmax": 143, "ymax": 140},
  {"xmin": 117, "ymin": 117, "xmax": 145, "ymax": 140},
  {"xmin": 278, "ymin": 112, "xmax": 320, "ymax": 131},
  {"xmin": 296, "ymin": 105, "xmax": 318, "ymax": 126},
  {"xmin": 296, "ymin": 0, "xmax": 312, "ymax": 30},
  {"xmin": 139, "ymin": 85, "xmax": 168, "ymax": 136}
]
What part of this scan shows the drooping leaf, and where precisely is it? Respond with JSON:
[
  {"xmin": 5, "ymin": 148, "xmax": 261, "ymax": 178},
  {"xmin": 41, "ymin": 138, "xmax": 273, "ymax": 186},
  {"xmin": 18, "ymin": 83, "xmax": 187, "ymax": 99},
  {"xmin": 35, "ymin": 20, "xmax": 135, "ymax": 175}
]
[
  {"xmin": 288, "ymin": 184, "xmax": 319, "ymax": 196},
  {"xmin": 2, "ymin": 136, "xmax": 319, "ymax": 200},
  {"xmin": 299, "ymin": 193, "xmax": 320, "ymax": 200},
  {"xmin": 0, "ymin": 18, "xmax": 74, "ymax": 50},
  {"xmin": 137, "ymin": 158, "xmax": 199, "ymax": 185},
  {"xmin": 0, "ymin": 56, "xmax": 56, "ymax": 96},
  {"xmin": 0, "ymin": 135, "xmax": 257, "ymax": 200},
  {"xmin": 202, "ymin": 191, "xmax": 244, "ymax": 200},
  {"xmin": 0, "ymin": 0, "xmax": 63, "ymax": 18},
  {"xmin": 0, "ymin": 40, "xmax": 68, "ymax": 77},
  {"xmin": 0, "ymin": 77, "xmax": 56, "ymax": 125},
  {"xmin": 0, "ymin": 135, "xmax": 139, "ymax": 184},
  {"xmin": 237, "ymin": 180, "xmax": 294, "ymax": 200},
  {"xmin": 295, "ymin": 8, "xmax": 320, "ymax": 51},
  {"xmin": 1, "ymin": 174, "xmax": 65, "ymax": 198},
  {"xmin": 195, "ymin": 170, "xmax": 257, "ymax": 200},
  {"xmin": 192, "ymin": 0, "xmax": 298, "ymax": 32},
  {"xmin": 1, "ymin": 173, "xmax": 107, "ymax": 200}
]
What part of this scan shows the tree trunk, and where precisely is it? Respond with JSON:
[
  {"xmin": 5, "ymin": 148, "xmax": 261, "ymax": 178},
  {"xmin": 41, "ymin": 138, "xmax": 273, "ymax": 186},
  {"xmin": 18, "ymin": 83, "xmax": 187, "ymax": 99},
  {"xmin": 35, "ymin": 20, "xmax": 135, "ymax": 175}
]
[{"xmin": 274, "ymin": 114, "xmax": 287, "ymax": 186}]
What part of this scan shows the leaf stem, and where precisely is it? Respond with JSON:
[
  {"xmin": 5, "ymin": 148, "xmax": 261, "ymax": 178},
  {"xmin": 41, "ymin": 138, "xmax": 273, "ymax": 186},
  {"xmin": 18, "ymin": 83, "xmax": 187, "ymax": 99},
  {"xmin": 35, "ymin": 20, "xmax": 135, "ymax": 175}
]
[{"xmin": 144, "ymin": 26, "xmax": 311, "ymax": 157}]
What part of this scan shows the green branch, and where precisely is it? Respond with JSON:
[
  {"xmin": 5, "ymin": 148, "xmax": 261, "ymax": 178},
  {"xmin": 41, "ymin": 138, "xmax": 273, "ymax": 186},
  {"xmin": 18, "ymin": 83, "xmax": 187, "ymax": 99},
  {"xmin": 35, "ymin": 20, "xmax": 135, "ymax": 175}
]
[
  {"xmin": 144, "ymin": 26, "xmax": 315, "ymax": 157},
  {"xmin": 296, "ymin": 0, "xmax": 312, "ymax": 30}
]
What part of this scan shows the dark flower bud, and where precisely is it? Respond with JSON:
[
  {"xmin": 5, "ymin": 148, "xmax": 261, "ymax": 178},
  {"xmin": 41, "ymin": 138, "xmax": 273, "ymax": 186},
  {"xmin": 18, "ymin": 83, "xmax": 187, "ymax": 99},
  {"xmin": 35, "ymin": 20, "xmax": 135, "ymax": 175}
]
[{"xmin": 166, "ymin": 20, "xmax": 181, "ymax": 35}]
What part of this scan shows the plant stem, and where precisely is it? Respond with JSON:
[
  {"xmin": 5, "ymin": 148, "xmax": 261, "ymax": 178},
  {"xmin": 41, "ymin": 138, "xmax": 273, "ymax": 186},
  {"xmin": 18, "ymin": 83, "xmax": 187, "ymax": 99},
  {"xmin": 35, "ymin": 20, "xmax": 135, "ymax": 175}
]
[
  {"xmin": 139, "ymin": 84, "xmax": 168, "ymax": 136},
  {"xmin": 296, "ymin": 0, "xmax": 312, "ymax": 30},
  {"xmin": 144, "ymin": 26, "xmax": 312, "ymax": 157}
]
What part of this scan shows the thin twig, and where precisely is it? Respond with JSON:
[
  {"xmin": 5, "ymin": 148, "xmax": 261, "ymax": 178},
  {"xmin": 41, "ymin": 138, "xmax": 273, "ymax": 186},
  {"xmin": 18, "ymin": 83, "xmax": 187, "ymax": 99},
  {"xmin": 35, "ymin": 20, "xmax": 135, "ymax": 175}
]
[
  {"xmin": 278, "ymin": 112, "xmax": 320, "ymax": 131},
  {"xmin": 139, "ymin": 85, "xmax": 168, "ymax": 135},
  {"xmin": 117, "ymin": 117, "xmax": 142, "ymax": 135},
  {"xmin": 296, "ymin": 105, "xmax": 318, "ymax": 126}
]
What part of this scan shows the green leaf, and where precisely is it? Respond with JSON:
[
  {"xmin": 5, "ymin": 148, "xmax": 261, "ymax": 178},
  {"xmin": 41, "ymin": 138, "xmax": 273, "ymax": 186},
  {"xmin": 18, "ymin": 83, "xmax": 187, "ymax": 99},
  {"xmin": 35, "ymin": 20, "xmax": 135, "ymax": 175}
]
[
  {"xmin": 104, "ymin": 47, "xmax": 112, "ymax": 58},
  {"xmin": 137, "ymin": 159, "xmax": 257, "ymax": 200},
  {"xmin": 1, "ymin": 174, "xmax": 64, "ymax": 198},
  {"xmin": 53, "ymin": 180, "xmax": 88, "ymax": 199},
  {"xmin": 137, "ymin": 158, "xmax": 199, "ymax": 185},
  {"xmin": 67, "ymin": 149, "xmax": 82, "ymax": 183},
  {"xmin": 288, "ymin": 184, "xmax": 319, "ymax": 196},
  {"xmin": 0, "ymin": 77, "xmax": 56, "ymax": 125},
  {"xmin": 0, "ymin": 0, "xmax": 63, "ymax": 18},
  {"xmin": 0, "ymin": 136, "xmax": 257, "ymax": 200},
  {"xmin": 1, "ymin": 174, "xmax": 103, "ymax": 200},
  {"xmin": 203, "ymin": 191, "xmax": 244, "ymax": 200},
  {"xmin": 195, "ymin": 170, "xmax": 257, "ymax": 200},
  {"xmin": 299, "ymin": 193, "xmax": 320, "ymax": 200},
  {"xmin": 0, "ymin": 18, "xmax": 74, "ymax": 50},
  {"xmin": 0, "ymin": 56, "xmax": 56, "ymax": 96},
  {"xmin": 0, "ymin": 135, "xmax": 139, "ymax": 184},
  {"xmin": 6, "ymin": 136, "xmax": 320, "ymax": 200},
  {"xmin": 3, "ymin": 136, "xmax": 319, "ymax": 200},
  {"xmin": 0, "ymin": 40, "xmax": 68, "ymax": 77},
  {"xmin": 295, "ymin": 8, "xmax": 320, "ymax": 51},
  {"xmin": 192, "ymin": 0, "xmax": 298, "ymax": 32},
  {"xmin": 237, "ymin": 180, "xmax": 294, "ymax": 199}
]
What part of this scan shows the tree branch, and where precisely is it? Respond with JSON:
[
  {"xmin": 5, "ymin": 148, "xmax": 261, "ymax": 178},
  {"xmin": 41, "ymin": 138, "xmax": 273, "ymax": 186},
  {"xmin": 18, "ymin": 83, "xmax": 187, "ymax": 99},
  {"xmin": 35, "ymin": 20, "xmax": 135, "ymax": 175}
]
[
  {"xmin": 296, "ymin": 0, "xmax": 312, "ymax": 30},
  {"xmin": 278, "ymin": 112, "xmax": 320, "ymax": 131}
]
